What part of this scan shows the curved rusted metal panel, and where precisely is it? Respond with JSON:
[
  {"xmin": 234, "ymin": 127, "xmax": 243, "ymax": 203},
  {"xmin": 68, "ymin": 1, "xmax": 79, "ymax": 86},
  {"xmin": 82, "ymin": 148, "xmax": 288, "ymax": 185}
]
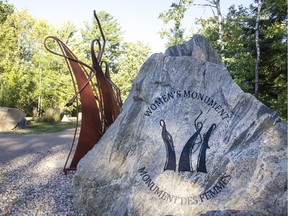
[
  {"xmin": 44, "ymin": 10, "xmax": 122, "ymax": 174},
  {"xmin": 62, "ymin": 46, "xmax": 103, "ymax": 171}
]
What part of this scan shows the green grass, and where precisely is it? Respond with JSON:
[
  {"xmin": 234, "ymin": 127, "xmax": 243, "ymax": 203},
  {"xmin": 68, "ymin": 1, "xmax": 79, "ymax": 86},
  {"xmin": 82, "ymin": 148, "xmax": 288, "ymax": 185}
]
[
  {"xmin": 26, "ymin": 122, "xmax": 77, "ymax": 134},
  {"xmin": 1, "ymin": 122, "xmax": 78, "ymax": 134}
]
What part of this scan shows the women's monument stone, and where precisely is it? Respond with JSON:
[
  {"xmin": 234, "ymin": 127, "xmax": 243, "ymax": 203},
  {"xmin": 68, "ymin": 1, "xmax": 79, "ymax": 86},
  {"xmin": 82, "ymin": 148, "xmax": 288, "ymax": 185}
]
[{"xmin": 73, "ymin": 34, "xmax": 287, "ymax": 216}]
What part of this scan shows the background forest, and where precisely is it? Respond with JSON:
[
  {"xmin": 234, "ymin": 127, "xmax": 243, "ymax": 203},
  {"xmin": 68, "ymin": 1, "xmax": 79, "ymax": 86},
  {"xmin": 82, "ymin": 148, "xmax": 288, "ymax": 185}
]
[{"xmin": 0, "ymin": 0, "xmax": 286, "ymax": 121}]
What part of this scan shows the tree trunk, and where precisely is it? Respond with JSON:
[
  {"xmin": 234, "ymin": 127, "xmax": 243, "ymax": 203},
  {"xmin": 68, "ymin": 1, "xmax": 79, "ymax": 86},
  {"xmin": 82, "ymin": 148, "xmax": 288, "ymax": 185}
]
[
  {"xmin": 255, "ymin": 0, "xmax": 262, "ymax": 98},
  {"xmin": 37, "ymin": 69, "xmax": 42, "ymax": 117},
  {"xmin": 213, "ymin": 0, "xmax": 224, "ymax": 59}
]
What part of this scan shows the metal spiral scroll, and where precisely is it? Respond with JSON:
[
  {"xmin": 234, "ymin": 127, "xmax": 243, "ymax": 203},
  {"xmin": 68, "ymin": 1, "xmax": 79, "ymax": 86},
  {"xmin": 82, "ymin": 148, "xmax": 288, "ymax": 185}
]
[{"xmin": 160, "ymin": 119, "xmax": 176, "ymax": 171}]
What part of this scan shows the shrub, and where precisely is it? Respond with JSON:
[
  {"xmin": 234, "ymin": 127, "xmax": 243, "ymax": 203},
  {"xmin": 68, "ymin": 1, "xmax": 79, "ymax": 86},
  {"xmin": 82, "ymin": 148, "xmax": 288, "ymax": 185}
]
[{"xmin": 35, "ymin": 107, "xmax": 63, "ymax": 123}]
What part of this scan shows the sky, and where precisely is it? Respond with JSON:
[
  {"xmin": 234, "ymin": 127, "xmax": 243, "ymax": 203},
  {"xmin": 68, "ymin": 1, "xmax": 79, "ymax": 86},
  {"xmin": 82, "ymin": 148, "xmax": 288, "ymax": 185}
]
[{"xmin": 8, "ymin": 0, "xmax": 252, "ymax": 53}]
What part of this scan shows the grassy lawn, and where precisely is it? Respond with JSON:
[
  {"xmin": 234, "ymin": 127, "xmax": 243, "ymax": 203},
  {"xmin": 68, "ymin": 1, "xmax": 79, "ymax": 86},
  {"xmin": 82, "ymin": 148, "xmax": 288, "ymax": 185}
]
[
  {"xmin": 26, "ymin": 122, "xmax": 77, "ymax": 134},
  {"xmin": 1, "ymin": 122, "xmax": 78, "ymax": 134}
]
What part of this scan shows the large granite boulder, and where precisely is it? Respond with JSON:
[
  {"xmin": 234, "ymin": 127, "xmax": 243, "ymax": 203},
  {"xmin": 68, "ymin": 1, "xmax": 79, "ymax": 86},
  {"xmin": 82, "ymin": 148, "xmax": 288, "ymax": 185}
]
[
  {"xmin": 73, "ymin": 35, "xmax": 287, "ymax": 216},
  {"xmin": 0, "ymin": 107, "xmax": 26, "ymax": 131}
]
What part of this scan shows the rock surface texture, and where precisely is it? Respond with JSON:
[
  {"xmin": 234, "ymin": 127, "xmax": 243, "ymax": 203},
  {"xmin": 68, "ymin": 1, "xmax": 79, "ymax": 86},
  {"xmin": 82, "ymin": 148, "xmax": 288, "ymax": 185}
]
[
  {"xmin": 74, "ymin": 34, "xmax": 287, "ymax": 216},
  {"xmin": 0, "ymin": 107, "xmax": 26, "ymax": 131}
]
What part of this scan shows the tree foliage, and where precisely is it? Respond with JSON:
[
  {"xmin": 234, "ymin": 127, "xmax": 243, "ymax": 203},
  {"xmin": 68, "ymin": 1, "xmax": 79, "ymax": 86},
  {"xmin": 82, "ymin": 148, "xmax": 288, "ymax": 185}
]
[
  {"xmin": 160, "ymin": 0, "xmax": 287, "ymax": 120},
  {"xmin": 159, "ymin": 0, "xmax": 194, "ymax": 46},
  {"xmin": 257, "ymin": 0, "xmax": 287, "ymax": 118},
  {"xmin": 159, "ymin": 0, "xmax": 224, "ymax": 51},
  {"xmin": 0, "ymin": 0, "xmax": 14, "ymax": 24},
  {"xmin": 111, "ymin": 41, "xmax": 151, "ymax": 100},
  {"xmin": 1, "ymin": 1, "xmax": 286, "ymax": 121},
  {"xmin": 0, "ymin": 9, "xmax": 38, "ymax": 112},
  {"xmin": 198, "ymin": 1, "xmax": 287, "ymax": 120},
  {"xmin": 0, "ymin": 7, "xmax": 79, "ymax": 116},
  {"xmin": 0, "ymin": 5, "xmax": 151, "ymax": 117},
  {"xmin": 80, "ymin": 11, "xmax": 151, "ymax": 101},
  {"xmin": 81, "ymin": 11, "xmax": 123, "ymax": 73}
]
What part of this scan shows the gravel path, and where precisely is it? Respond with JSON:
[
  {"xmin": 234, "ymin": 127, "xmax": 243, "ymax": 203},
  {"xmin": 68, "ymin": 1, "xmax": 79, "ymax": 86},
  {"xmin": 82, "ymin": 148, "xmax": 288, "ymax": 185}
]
[
  {"xmin": 0, "ymin": 129, "xmax": 76, "ymax": 163},
  {"xmin": 0, "ymin": 130, "xmax": 84, "ymax": 215}
]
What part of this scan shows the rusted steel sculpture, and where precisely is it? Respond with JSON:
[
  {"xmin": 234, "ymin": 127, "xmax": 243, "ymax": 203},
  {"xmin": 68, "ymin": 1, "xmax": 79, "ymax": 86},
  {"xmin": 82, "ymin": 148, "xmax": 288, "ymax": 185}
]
[{"xmin": 44, "ymin": 11, "xmax": 122, "ymax": 174}]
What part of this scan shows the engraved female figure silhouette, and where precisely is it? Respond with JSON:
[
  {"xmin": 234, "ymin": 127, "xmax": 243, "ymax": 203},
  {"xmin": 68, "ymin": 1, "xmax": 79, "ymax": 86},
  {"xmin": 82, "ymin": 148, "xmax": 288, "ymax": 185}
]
[
  {"xmin": 160, "ymin": 119, "xmax": 176, "ymax": 171},
  {"xmin": 160, "ymin": 110, "xmax": 216, "ymax": 173},
  {"xmin": 196, "ymin": 123, "xmax": 216, "ymax": 173},
  {"xmin": 178, "ymin": 111, "xmax": 203, "ymax": 172}
]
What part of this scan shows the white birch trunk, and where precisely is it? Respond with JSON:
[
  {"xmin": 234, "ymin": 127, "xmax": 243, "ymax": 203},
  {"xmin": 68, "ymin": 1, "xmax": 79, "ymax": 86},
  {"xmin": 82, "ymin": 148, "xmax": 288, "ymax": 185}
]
[
  {"xmin": 214, "ymin": 0, "xmax": 224, "ymax": 59},
  {"xmin": 255, "ymin": 0, "xmax": 262, "ymax": 97}
]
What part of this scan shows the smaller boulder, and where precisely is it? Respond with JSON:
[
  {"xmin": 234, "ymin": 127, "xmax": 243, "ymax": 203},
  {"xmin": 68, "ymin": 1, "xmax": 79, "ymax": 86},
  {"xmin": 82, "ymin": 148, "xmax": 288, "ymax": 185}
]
[
  {"xmin": 0, "ymin": 107, "xmax": 26, "ymax": 131},
  {"xmin": 14, "ymin": 117, "xmax": 27, "ymax": 129}
]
